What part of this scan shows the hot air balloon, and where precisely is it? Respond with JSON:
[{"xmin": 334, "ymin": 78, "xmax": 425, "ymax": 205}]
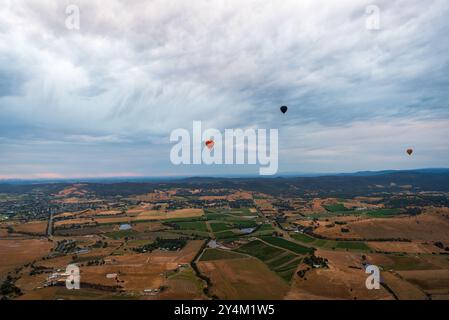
[
  {"xmin": 407, "ymin": 148, "xmax": 413, "ymax": 156},
  {"xmin": 280, "ymin": 106, "xmax": 288, "ymax": 114},
  {"xmin": 205, "ymin": 139, "xmax": 215, "ymax": 150}
]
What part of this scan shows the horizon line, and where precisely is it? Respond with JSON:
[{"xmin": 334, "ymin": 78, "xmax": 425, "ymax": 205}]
[{"xmin": 1, "ymin": 167, "xmax": 449, "ymax": 182}]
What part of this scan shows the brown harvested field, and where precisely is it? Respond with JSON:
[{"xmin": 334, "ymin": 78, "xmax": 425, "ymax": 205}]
[
  {"xmin": 286, "ymin": 249, "xmax": 394, "ymax": 300},
  {"xmin": 36, "ymin": 246, "xmax": 119, "ymax": 270},
  {"xmin": 55, "ymin": 185, "xmax": 88, "ymax": 197},
  {"xmin": 310, "ymin": 198, "xmax": 330, "ymax": 213},
  {"xmin": 301, "ymin": 215, "xmax": 360, "ymax": 229},
  {"xmin": 75, "ymin": 241, "xmax": 203, "ymax": 293},
  {"xmin": 381, "ymin": 272, "xmax": 427, "ymax": 300},
  {"xmin": 367, "ymin": 241, "xmax": 442, "ymax": 254},
  {"xmin": 135, "ymin": 209, "xmax": 204, "ymax": 220},
  {"xmin": 54, "ymin": 209, "xmax": 123, "ymax": 220},
  {"xmin": 55, "ymin": 197, "xmax": 96, "ymax": 204},
  {"xmin": 158, "ymin": 267, "xmax": 205, "ymax": 300},
  {"xmin": 131, "ymin": 222, "xmax": 166, "ymax": 232},
  {"xmin": 53, "ymin": 224, "xmax": 117, "ymax": 237},
  {"xmin": 0, "ymin": 239, "xmax": 54, "ymax": 277},
  {"xmin": 227, "ymin": 191, "xmax": 253, "ymax": 200},
  {"xmin": 198, "ymin": 257, "xmax": 289, "ymax": 300},
  {"xmin": 54, "ymin": 212, "xmax": 77, "ymax": 219},
  {"xmin": 397, "ymin": 269, "xmax": 449, "ymax": 295},
  {"xmin": 55, "ymin": 218, "xmax": 100, "ymax": 227},
  {"xmin": 22, "ymin": 240, "xmax": 205, "ymax": 298},
  {"xmin": 17, "ymin": 286, "xmax": 122, "ymax": 300},
  {"xmin": 13, "ymin": 221, "xmax": 48, "ymax": 235},
  {"xmin": 91, "ymin": 210, "xmax": 123, "ymax": 216},
  {"xmin": 15, "ymin": 268, "xmax": 49, "ymax": 292},
  {"xmin": 314, "ymin": 209, "xmax": 449, "ymax": 241},
  {"xmin": 199, "ymin": 195, "xmax": 227, "ymax": 201},
  {"xmin": 81, "ymin": 263, "xmax": 167, "ymax": 291},
  {"xmin": 54, "ymin": 209, "xmax": 204, "ymax": 228},
  {"xmin": 146, "ymin": 240, "xmax": 204, "ymax": 264},
  {"xmin": 254, "ymin": 199, "xmax": 275, "ymax": 210},
  {"xmin": 0, "ymin": 227, "xmax": 9, "ymax": 237}
]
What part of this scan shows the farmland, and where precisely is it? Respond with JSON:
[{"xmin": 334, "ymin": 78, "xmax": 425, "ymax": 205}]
[
  {"xmin": 235, "ymin": 240, "xmax": 307, "ymax": 282},
  {"xmin": 1, "ymin": 175, "xmax": 449, "ymax": 300}
]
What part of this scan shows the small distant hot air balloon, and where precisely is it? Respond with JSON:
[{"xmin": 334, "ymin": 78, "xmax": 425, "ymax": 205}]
[
  {"xmin": 407, "ymin": 148, "xmax": 413, "ymax": 156},
  {"xmin": 280, "ymin": 106, "xmax": 288, "ymax": 114},
  {"xmin": 205, "ymin": 139, "xmax": 215, "ymax": 150}
]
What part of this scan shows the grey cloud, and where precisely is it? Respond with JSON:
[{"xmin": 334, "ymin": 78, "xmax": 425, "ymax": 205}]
[{"xmin": 0, "ymin": 0, "xmax": 448, "ymax": 177}]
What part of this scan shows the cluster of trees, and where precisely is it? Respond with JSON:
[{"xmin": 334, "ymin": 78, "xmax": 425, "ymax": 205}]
[
  {"xmin": 91, "ymin": 240, "xmax": 108, "ymax": 248},
  {"xmin": 55, "ymin": 240, "xmax": 78, "ymax": 254},
  {"xmin": 133, "ymin": 238, "xmax": 187, "ymax": 253},
  {"xmin": 303, "ymin": 254, "xmax": 329, "ymax": 269},
  {"xmin": 434, "ymin": 242, "xmax": 449, "ymax": 251},
  {"xmin": 0, "ymin": 275, "xmax": 22, "ymax": 299},
  {"xmin": 29, "ymin": 265, "xmax": 52, "ymax": 276},
  {"xmin": 86, "ymin": 258, "xmax": 105, "ymax": 266}
]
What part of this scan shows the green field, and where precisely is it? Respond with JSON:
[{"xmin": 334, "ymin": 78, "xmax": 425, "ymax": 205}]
[
  {"xmin": 323, "ymin": 203, "xmax": 347, "ymax": 212},
  {"xmin": 275, "ymin": 258, "xmax": 302, "ymax": 272},
  {"xmin": 291, "ymin": 233, "xmax": 316, "ymax": 243},
  {"xmin": 236, "ymin": 240, "xmax": 302, "ymax": 282},
  {"xmin": 210, "ymin": 222, "xmax": 235, "ymax": 232},
  {"xmin": 249, "ymin": 224, "xmax": 275, "ymax": 237},
  {"xmin": 172, "ymin": 230, "xmax": 210, "ymax": 238},
  {"xmin": 260, "ymin": 236, "xmax": 313, "ymax": 254},
  {"xmin": 200, "ymin": 249, "xmax": 246, "ymax": 261},
  {"xmin": 174, "ymin": 221, "xmax": 208, "ymax": 232},
  {"xmin": 277, "ymin": 268, "xmax": 297, "ymax": 282},
  {"xmin": 206, "ymin": 213, "xmax": 230, "ymax": 220},
  {"xmin": 318, "ymin": 207, "xmax": 402, "ymax": 218},
  {"xmin": 105, "ymin": 230, "xmax": 138, "ymax": 239},
  {"xmin": 364, "ymin": 208, "xmax": 401, "ymax": 217},
  {"xmin": 290, "ymin": 233, "xmax": 371, "ymax": 252},
  {"xmin": 228, "ymin": 208, "xmax": 256, "ymax": 216},
  {"xmin": 266, "ymin": 253, "xmax": 297, "ymax": 269},
  {"xmin": 164, "ymin": 217, "xmax": 205, "ymax": 223},
  {"xmin": 236, "ymin": 240, "xmax": 285, "ymax": 261},
  {"xmin": 214, "ymin": 230, "xmax": 240, "ymax": 240},
  {"xmin": 232, "ymin": 220, "xmax": 258, "ymax": 228},
  {"xmin": 335, "ymin": 241, "xmax": 371, "ymax": 251}
]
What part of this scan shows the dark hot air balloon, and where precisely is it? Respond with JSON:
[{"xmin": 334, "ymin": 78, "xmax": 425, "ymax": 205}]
[
  {"xmin": 407, "ymin": 148, "xmax": 413, "ymax": 156},
  {"xmin": 280, "ymin": 106, "xmax": 288, "ymax": 114}
]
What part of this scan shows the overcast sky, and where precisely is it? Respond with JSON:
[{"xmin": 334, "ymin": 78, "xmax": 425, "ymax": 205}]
[{"xmin": 1, "ymin": 0, "xmax": 448, "ymax": 179}]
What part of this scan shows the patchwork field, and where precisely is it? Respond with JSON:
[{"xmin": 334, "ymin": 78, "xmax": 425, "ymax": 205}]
[
  {"xmin": 12, "ymin": 240, "xmax": 205, "ymax": 299},
  {"xmin": 2, "ymin": 179, "xmax": 449, "ymax": 300},
  {"xmin": 290, "ymin": 233, "xmax": 371, "ymax": 252},
  {"xmin": 286, "ymin": 249, "xmax": 393, "ymax": 300},
  {"xmin": 12, "ymin": 221, "xmax": 48, "ymax": 235},
  {"xmin": 199, "ymin": 249, "xmax": 246, "ymax": 261},
  {"xmin": 236, "ymin": 239, "xmax": 306, "ymax": 282},
  {"xmin": 314, "ymin": 208, "xmax": 449, "ymax": 242},
  {"xmin": 198, "ymin": 257, "xmax": 289, "ymax": 299},
  {"xmin": 54, "ymin": 209, "xmax": 204, "ymax": 228},
  {"xmin": 0, "ymin": 239, "xmax": 54, "ymax": 277}
]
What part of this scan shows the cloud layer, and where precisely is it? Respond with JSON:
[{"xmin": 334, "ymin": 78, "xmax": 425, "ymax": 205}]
[{"xmin": 1, "ymin": 0, "xmax": 448, "ymax": 178}]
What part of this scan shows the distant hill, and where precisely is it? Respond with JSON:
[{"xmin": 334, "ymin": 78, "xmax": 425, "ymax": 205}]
[
  {"xmin": 334, "ymin": 168, "xmax": 449, "ymax": 177},
  {"xmin": 1, "ymin": 169, "xmax": 448, "ymax": 197},
  {"xmin": 178, "ymin": 171, "xmax": 449, "ymax": 197}
]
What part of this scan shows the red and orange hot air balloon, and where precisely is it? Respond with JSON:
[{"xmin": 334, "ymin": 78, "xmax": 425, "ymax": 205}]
[{"xmin": 205, "ymin": 139, "xmax": 215, "ymax": 150}]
